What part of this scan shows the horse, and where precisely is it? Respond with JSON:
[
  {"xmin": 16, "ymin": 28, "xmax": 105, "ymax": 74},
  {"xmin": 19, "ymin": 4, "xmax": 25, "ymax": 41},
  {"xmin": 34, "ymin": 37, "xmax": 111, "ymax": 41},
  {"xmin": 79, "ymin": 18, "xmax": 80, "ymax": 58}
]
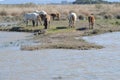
[
  {"xmin": 23, "ymin": 12, "xmax": 42, "ymax": 26},
  {"xmin": 68, "ymin": 12, "xmax": 77, "ymax": 28},
  {"xmin": 43, "ymin": 14, "xmax": 51, "ymax": 29},
  {"xmin": 50, "ymin": 12, "xmax": 60, "ymax": 20},
  {"xmin": 88, "ymin": 14, "xmax": 95, "ymax": 29},
  {"xmin": 35, "ymin": 10, "xmax": 47, "ymax": 21}
]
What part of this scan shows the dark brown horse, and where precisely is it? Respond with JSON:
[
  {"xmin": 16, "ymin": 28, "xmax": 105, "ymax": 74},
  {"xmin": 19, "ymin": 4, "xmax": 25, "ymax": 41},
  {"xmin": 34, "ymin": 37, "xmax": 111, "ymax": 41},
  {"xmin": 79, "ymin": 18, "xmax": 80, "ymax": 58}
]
[
  {"xmin": 50, "ymin": 12, "xmax": 60, "ymax": 20},
  {"xmin": 43, "ymin": 14, "xmax": 51, "ymax": 29}
]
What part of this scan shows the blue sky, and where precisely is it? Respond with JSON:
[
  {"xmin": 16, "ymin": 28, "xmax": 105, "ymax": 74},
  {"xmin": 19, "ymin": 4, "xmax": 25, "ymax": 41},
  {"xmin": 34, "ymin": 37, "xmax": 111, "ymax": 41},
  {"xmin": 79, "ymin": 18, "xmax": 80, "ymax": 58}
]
[
  {"xmin": 0, "ymin": 0, "xmax": 119, "ymax": 4},
  {"xmin": 0, "ymin": 0, "xmax": 75, "ymax": 4}
]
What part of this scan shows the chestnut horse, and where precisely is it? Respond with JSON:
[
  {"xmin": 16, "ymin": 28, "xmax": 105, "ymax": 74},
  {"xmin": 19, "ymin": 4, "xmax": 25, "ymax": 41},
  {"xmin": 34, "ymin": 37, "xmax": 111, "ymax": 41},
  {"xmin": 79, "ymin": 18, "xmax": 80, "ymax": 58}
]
[{"xmin": 88, "ymin": 14, "xmax": 95, "ymax": 29}]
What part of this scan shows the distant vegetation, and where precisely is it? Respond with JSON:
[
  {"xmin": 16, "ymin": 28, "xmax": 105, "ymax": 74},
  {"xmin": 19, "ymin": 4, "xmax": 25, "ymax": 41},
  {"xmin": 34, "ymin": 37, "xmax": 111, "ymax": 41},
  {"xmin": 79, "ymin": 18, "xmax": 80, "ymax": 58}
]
[
  {"xmin": 73, "ymin": 0, "xmax": 119, "ymax": 4},
  {"xmin": 0, "ymin": 3, "xmax": 120, "ymax": 22}
]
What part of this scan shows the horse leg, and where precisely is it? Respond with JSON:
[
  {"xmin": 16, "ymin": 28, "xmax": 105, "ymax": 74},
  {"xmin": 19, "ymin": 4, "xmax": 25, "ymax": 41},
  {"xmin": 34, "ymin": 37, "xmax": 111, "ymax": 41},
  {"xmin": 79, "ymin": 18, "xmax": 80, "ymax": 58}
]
[
  {"xmin": 53, "ymin": 16, "xmax": 55, "ymax": 20},
  {"xmin": 73, "ymin": 21, "xmax": 75, "ymax": 28},
  {"xmin": 26, "ymin": 20, "xmax": 28, "ymax": 27},
  {"xmin": 39, "ymin": 19, "xmax": 42, "ymax": 25},
  {"xmin": 44, "ymin": 19, "xmax": 48, "ymax": 29},
  {"xmin": 32, "ymin": 20, "xmax": 35, "ymax": 27},
  {"xmin": 36, "ymin": 20, "xmax": 38, "ymax": 26},
  {"xmin": 44, "ymin": 24, "xmax": 47, "ymax": 29},
  {"xmin": 48, "ymin": 21, "xmax": 50, "ymax": 29},
  {"xmin": 89, "ymin": 22, "xmax": 91, "ymax": 29},
  {"xmin": 91, "ymin": 22, "xmax": 94, "ymax": 29}
]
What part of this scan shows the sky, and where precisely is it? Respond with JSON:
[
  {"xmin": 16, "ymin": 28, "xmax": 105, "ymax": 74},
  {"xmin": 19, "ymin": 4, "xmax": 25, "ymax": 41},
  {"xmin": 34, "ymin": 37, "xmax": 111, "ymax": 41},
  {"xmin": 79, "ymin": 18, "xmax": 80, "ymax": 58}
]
[
  {"xmin": 0, "ymin": 0, "xmax": 75, "ymax": 4},
  {"xmin": 0, "ymin": 0, "xmax": 119, "ymax": 4}
]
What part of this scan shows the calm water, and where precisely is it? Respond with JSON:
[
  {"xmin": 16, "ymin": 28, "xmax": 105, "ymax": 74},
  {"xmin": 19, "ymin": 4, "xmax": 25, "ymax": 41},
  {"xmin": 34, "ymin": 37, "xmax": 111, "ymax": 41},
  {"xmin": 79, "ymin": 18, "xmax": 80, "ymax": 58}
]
[{"xmin": 0, "ymin": 31, "xmax": 120, "ymax": 80}]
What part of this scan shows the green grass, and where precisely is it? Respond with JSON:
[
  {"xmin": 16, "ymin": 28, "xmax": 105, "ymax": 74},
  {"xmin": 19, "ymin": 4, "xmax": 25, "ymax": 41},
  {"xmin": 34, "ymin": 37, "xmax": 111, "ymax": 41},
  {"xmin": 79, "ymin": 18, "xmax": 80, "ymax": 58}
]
[{"xmin": 0, "ymin": 17, "xmax": 120, "ymax": 35}]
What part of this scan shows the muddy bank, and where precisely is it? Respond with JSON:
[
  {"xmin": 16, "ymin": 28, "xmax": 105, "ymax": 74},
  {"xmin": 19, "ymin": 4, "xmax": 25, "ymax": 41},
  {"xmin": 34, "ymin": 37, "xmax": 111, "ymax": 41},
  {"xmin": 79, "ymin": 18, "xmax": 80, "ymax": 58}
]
[
  {"xmin": 21, "ymin": 32, "xmax": 103, "ymax": 51},
  {"xmin": 20, "ymin": 26, "xmax": 120, "ymax": 51}
]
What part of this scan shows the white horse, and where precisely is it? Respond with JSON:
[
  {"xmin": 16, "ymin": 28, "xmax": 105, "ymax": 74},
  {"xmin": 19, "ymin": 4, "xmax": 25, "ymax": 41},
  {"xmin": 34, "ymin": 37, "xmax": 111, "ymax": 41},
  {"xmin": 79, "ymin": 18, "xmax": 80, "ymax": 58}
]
[
  {"xmin": 23, "ymin": 12, "xmax": 42, "ymax": 26},
  {"xmin": 68, "ymin": 12, "xmax": 77, "ymax": 28}
]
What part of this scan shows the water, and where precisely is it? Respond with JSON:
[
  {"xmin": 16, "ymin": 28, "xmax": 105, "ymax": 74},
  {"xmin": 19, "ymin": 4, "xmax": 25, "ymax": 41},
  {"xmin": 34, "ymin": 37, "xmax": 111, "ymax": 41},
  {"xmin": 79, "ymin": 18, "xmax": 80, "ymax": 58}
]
[
  {"xmin": 0, "ymin": 31, "xmax": 120, "ymax": 80},
  {"xmin": 0, "ymin": 31, "xmax": 41, "ymax": 50},
  {"xmin": 0, "ymin": 22, "xmax": 19, "ymax": 27}
]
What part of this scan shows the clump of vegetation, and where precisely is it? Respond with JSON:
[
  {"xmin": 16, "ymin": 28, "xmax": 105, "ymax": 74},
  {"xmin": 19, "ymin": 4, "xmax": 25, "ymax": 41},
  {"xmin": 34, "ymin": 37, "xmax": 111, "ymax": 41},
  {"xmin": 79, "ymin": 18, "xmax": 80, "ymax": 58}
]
[
  {"xmin": 115, "ymin": 21, "xmax": 120, "ymax": 25},
  {"xmin": 104, "ymin": 14, "xmax": 113, "ymax": 19},
  {"xmin": 0, "ymin": 9, "xmax": 8, "ymax": 16},
  {"xmin": 73, "ymin": 0, "xmax": 109, "ymax": 4},
  {"xmin": 78, "ymin": 15, "xmax": 86, "ymax": 20},
  {"xmin": 115, "ymin": 14, "xmax": 120, "ymax": 19}
]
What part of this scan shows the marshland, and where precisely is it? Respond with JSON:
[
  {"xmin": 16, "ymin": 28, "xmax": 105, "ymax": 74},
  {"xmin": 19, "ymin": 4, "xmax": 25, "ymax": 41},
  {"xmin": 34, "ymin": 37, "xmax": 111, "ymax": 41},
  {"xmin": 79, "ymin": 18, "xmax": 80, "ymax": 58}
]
[{"xmin": 0, "ymin": 4, "xmax": 120, "ymax": 50}]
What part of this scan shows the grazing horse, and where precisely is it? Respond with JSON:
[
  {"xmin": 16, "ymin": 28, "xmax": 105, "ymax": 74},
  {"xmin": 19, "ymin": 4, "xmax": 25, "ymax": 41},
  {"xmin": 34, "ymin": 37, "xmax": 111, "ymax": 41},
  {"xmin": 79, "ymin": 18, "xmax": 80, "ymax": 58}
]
[
  {"xmin": 35, "ymin": 10, "xmax": 47, "ymax": 21},
  {"xmin": 35, "ymin": 10, "xmax": 51, "ymax": 29},
  {"xmin": 23, "ymin": 12, "xmax": 42, "ymax": 26},
  {"xmin": 68, "ymin": 12, "xmax": 77, "ymax": 28},
  {"xmin": 50, "ymin": 12, "xmax": 60, "ymax": 20},
  {"xmin": 88, "ymin": 14, "xmax": 95, "ymax": 29},
  {"xmin": 43, "ymin": 14, "xmax": 51, "ymax": 29}
]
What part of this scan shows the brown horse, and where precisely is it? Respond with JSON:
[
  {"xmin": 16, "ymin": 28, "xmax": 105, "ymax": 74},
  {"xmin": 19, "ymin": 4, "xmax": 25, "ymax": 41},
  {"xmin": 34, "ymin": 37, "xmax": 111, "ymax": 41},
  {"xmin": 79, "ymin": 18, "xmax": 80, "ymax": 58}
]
[
  {"xmin": 50, "ymin": 12, "xmax": 60, "ymax": 20},
  {"xmin": 43, "ymin": 14, "xmax": 51, "ymax": 29},
  {"xmin": 88, "ymin": 14, "xmax": 95, "ymax": 29}
]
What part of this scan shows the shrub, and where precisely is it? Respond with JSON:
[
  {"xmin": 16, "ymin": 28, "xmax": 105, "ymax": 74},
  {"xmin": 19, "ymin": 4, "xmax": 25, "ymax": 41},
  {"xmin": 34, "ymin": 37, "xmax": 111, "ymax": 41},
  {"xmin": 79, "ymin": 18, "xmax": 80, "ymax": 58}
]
[
  {"xmin": 115, "ymin": 14, "xmax": 120, "ymax": 19},
  {"xmin": 104, "ymin": 14, "xmax": 113, "ymax": 19},
  {"xmin": 0, "ymin": 10, "xmax": 8, "ymax": 16},
  {"xmin": 11, "ymin": 12, "xmax": 18, "ymax": 16},
  {"xmin": 78, "ymin": 15, "xmax": 86, "ymax": 20}
]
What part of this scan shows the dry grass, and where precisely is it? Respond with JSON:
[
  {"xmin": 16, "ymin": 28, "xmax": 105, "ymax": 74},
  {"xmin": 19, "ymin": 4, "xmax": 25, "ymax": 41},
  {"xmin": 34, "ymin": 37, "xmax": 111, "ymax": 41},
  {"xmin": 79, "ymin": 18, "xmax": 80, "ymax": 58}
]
[{"xmin": 0, "ymin": 4, "xmax": 120, "ymax": 18}]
